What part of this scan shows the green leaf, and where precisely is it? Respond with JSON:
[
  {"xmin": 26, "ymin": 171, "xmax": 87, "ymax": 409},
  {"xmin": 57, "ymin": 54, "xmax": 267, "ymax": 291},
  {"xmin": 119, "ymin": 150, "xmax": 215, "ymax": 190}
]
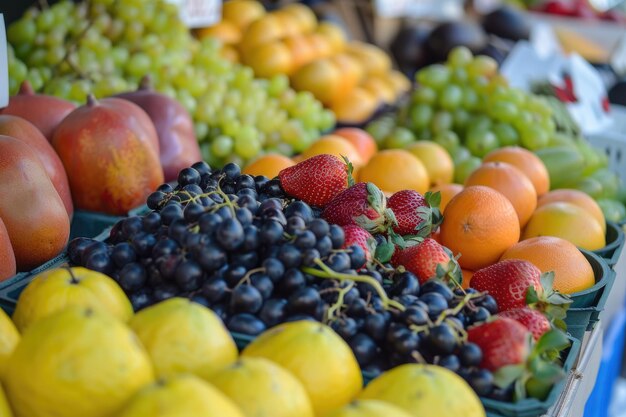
[
  {"xmin": 526, "ymin": 286, "xmax": 540, "ymax": 305},
  {"xmin": 375, "ymin": 242, "xmax": 395, "ymax": 263},
  {"xmin": 384, "ymin": 208, "xmax": 398, "ymax": 227},
  {"xmin": 425, "ymin": 191, "xmax": 442, "ymax": 208},
  {"xmin": 342, "ymin": 156, "xmax": 355, "ymax": 187},
  {"xmin": 494, "ymin": 364, "xmax": 526, "ymax": 388},
  {"xmin": 366, "ymin": 182, "xmax": 385, "ymax": 213},
  {"xmin": 526, "ymin": 376, "xmax": 555, "ymax": 401},
  {"xmin": 535, "ymin": 329, "xmax": 570, "ymax": 355},
  {"xmin": 528, "ymin": 358, "xmax": 565, "ymax": 382},
  {"xmin": 389, "ymin": 230, "xmax": 406, "ymax": 247},
  {"xmin": 540, "ymin": 271, "xmax": 556, "ymax": 292}
]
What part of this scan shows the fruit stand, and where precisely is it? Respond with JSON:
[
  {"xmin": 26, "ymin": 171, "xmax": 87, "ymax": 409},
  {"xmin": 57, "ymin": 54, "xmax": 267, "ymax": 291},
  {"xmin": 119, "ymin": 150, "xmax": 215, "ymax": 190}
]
[{"xmin": 0, "ymin": 1, "xmax": 625, "ymax": 417}]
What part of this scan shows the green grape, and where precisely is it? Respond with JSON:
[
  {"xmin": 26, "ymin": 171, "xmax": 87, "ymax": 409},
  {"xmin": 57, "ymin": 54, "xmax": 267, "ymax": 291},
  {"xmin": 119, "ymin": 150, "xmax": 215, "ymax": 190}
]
[
  {"xmin": 431, "ymin": 111, "xmax": 453, "ymax": 135},
  {"xmin": 416, "ymin": 64, "xmax": 450, "ymax": 90},
  {"xmin": 513, "ymin": 111, "xmax": 535, "ymax": 131},
  {"xmin": 492, "ymin": 123, "xmax": 520, "ymax": 147},
  {"xmin": 366, "ymin": 119, "xmax": 394, "ymax": 144},
  {"xmin": 319, "ymin": 110, "xmax": 336, "ymax": 131},
  {"xmin": 439, "ymin": 85, "xmax": 463, "ymax": 110},
  {"xmin": 8, "ymin": 59, "xmax": 28, "ymax": 83},
  {"xmin": 234, "ymin": 128, "xmax": 261, "ymax": 159},
  {"xmin": 25, "ymin": 69, "xmax": 44, "ymax": 91},
  {"xmin": 412, "ymin": 86, "xmax": 437, "ymax": 105},
  {"xmin": 194, "ymin": 122, "xmax": 209, "ymax": 141},
  {"xmin": 267, "ymin": 74, "xmax": 290, "ymax": 97},
  {"xmin": 452, "ymin": 108, "xmax": 470, "ymax": 132},
  {"xmin": 466, "ymin": 115, "xmax": 492, "ymax": 134},
  {"xmin": 524, "ymin": 97, "xmax": 552, "ymax": 116},
  {"xmin": 461, "ymin": 87, "xmax": 479, "ymax": 111},
  {"xmin": 489, "ymin": 101, "xmax": 519, "ymax": 123},
  {"xmin": 410, "ymin": 104, "xmax": 434, "ymax": 130},
  {"xmin": 68, "ymin": 79, "xmax": 92, "ymax": 103},
  {"xmin": 27, "ymin": 49, "xmax": 47, "ymax": 67},
  {"xmin": 465, "ymin": 129, "xmax": 499, "ymax": 158},
  {"xmin": 7, "ymin": 19, "xmax": 37, "ymax": 45},
  {"xmin": 384, "ymin": 127, "xmax": 415, "ymax": 149},
  {"xmin": 454, "ymin": 156, "xmax": 482, "ymax": 183},
  {"xmin": 467, "ymin": 56, "xmax": 498, "ymax": 78},
  {"xmin": 45, "ymin": 46, "xmax": 65, "ymax": 66},
  {"xmin": 540, "ymin": 117, "xmax": 556, "ymax": 135},
  {"xmin": 519, "ymin": 124, "xmax": 549, "ymax": 150},
  {"xmin": 177, "ymin": 90, "xmax": 197, "ymax": 115},
  {"xmin": 433, "ymin": 131, "xmax": 460, "ymax": 153},
  {"xmin": 9, "ymin": 78, "xmax": 20, "ymax": 95},
  {"xmin": 125, "ymin": 53, "xmax": 151, "ymax": 77},
  {"xmin": 451, "ymin": 146, "xmax": 472, "ymax": 165},
  {"xmin": 280, "ymin": 120, "xmax": 305, "ymax": 147},
  {"xmin": 448, "ymin": 46, "xmax": 473, "ymax": 68}
]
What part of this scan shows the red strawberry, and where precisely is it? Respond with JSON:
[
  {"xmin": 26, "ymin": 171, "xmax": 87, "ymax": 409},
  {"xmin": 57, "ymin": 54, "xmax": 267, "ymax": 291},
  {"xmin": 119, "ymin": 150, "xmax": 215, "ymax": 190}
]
[
  {"xmin": 467, "ymin": 317, "xmax": 531, "ymax": 371},
  {"xmin": 278, "ymin": 154, "xmax": 351, "ymax": 207},
  {"xmin": 391, "ymin": 238, "xmax": 460, "ymax": 285},
  {"xmin": 470, "ymin": 259, "xmax": 542, "ymax": 312},
  {"xmin": 387, "ymin": 190, "xmax": 442, "ymax": 237},
  {"xmin": 499, "ymin": 308, "xmax": 551, "ymax": 341},
  {"xmin": 342, "ymin": 225, "xmax": 374, "ymax": 266},
  {"xmin": 322, "ymin": 182, "xmax": 395, "ymax": 234}
]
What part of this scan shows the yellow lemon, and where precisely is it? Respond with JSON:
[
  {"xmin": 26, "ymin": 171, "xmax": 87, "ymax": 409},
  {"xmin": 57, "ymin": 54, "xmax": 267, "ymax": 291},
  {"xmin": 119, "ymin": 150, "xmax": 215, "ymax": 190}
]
[
  {"xmin": 118, "ymin": 374, "xmax": 245, "ymax": 417},
  {"xmin": 210, "ymin": 357, "xmax": 314, "ymax": 417},
  {"xmin": 359, "ymin": 364, "xmax": 485, "ymax": 417},
  {"xmin": 0, "ymin": 309, "xmax": 18, "ymax": 377},
  {"xmin": 0, "ymin": 383, "xmax": 12, "ymax": 417},
  {"xmin": 129, "ymin": 297, "xmax": 237, "ymax": 379},
  {"xmin": 4, "ymin": 306, "xmax": 154, "ymax": 417},
  {"xmin": 358, "ymin": 150, "xmax": 430, "ymax": 195},
  {"xmin": 12, "ymin": 266, "xmax": 133, "ymax": 332},
  {"xmin": 522, "ymin": 201, "xmax": 606, "ymax": 251},
  {"xmin": 242, "ymin": 320, "xmax": 362, "ymax": 416},
  {"xmin": 325, "ymin": 400, "xmax": 413, "ymax": 417},
  {"xmin": 407, "ymin": 141, "xmax": 455, "ymax": 186}
]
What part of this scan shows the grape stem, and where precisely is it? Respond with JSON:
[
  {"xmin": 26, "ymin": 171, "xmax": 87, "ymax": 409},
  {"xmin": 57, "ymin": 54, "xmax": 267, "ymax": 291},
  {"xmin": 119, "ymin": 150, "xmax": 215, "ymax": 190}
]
[
  {"xmin": 237, "ymin": 267, "xmax": 265, "ymax": 287},
  {"xmin": 434, "ymin": 292, "xmax": 485, "ymax": 326},
  {"xmin": 325, "ymin": 282, "xmax": 354, "ymax": 323},
  {"xmin": 302, "ymin": 259, "xmax": 405, "ymax": 312}
]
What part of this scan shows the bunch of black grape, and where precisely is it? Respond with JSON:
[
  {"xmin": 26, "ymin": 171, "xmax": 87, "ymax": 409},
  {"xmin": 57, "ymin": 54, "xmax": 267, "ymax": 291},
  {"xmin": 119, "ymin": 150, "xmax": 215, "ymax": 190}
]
[{"xmin": 67, "ymin": 160, "xmax": 501, "ymax": 398}]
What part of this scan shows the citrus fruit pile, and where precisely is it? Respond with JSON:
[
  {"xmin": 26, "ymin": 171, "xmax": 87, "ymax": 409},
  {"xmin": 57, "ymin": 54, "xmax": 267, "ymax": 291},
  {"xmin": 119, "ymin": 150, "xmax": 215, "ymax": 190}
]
[
  {"xmin": 365, "ymin": 46, "xmax": 626, "ymax": 223},
  {"xmin": 196, "ymin": 0, "xmax": 411, "ymax": 125}
]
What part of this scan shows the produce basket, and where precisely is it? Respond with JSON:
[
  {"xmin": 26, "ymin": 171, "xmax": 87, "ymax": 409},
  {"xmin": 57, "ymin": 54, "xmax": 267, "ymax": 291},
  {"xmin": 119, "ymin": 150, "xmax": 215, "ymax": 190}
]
[
  {"xmin": 69, "ymin": 210, "xmax": 125, "ymax": 240},
  {"xmin": 564, "ymin": 251, "xmax": 614, "ymax": 340},
  {"xmin": 0, "ymin": 252, "xmax": 70, "ymax": 315},
  {"xmin": 482, "ymin": 337, "xmax": 581, "ymax": 417},
  {"xmin": 593, "ymin": 221, "xmax": 625, "ymax": 268},
  {"xmin": 569, "ymin": 250, "xmax": 610, "ymax": 308}
]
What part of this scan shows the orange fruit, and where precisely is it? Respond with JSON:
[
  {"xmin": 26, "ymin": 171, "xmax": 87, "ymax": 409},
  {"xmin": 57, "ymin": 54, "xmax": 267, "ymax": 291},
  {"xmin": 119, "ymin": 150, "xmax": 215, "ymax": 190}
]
[
  {"xmin": 462, "ymin": 269, "xmax": 474, "ymax": 290},
  {"xmin": 239, "ymin": 15, "xmax": 284, "ymax": 53},
  {"xmin": 222, "ymin": 0, "xmax": 266, "ymax": 31},
  {"xmin": 243, "ymin": 41, "xmax": 293, "ymax": 78},
  {"xmin": 316, "ymin": 22, "xmax": 347, "ymax": 54},
  {"xmin": 333, "ymin": 128, "xmax": 377, "ymax": 163},
  {"xmin": 407, "ymin": 141, "xmax": 455, "ymax": 186},
  {"xmin": 243, "ymin": 154, "xmax": 295, "ymax": 179},
  {"xmin": 284, "ymin": 35, "xmax": 317, "ymax": 69},
  {"xmin": 300, "ymin": 135, "xmax": 363, "ymax": 167},
  {"xmin": 429, "ymin": 183, "xmax": 463, "ymax": 212},
  {"xmin": 537, "ymin": 189, "xmax": 606, "ymax": 233},
  {"xmin": 358, "ymin": 150, "xmax": 430, "ymax": 195},
  {"xmin": 291, "ymin": 58, "xmax": 343, "ymax": 105},
  {"xmin": 440, "ymin": 186, "xmax": 520, "ymax": 271},
  {"xmin": 464, "ymin": 161, "xmax": 537, "ymax": 228},
  {"xmin": 483, "ymin": 147, "xmax": 550, "ymax": 197},
  {"xmin": 194, "ymin": 21, "xmax": 242, "ymax": 44},
  {"xmin": 522, "ymin": 202, "xmax": 606, "ymax": 250},
  {"xmin": 329, "ymin": 87, "xmax": 378, "ymax": 125},
  {"xmin": 361, "ymin": 76, "xmax": 396, "ymax": 105},
  {"xmin": 500, "ymin": 236, "xmax": 595, "ymax": 294}
]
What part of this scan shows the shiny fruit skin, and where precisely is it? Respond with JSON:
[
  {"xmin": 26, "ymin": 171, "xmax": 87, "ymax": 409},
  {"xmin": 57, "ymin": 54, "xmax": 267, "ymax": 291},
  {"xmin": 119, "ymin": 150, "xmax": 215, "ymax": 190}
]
[
  {"xmin": 52, "ymin": 96, "xmax": 164, "ymax": 215},
  {"xmin": 333, "ymin": 128, "xmax": 378, "ymax": 164},
  {"xmin": 0, "ymin": 218, "xmax": 16, "ymax": 281},
  {"xmin": 115, "ymin": 79, "xmax": 201, "ymax": 183},
  {"xmin": 0, "ymin": 114, "xmax": 73, "ymax": 217},
  {"xmin": 407, "ymin": 141, "xmax": 454, "ymax": 186},
  {"xmin": 330, "ymin": 87, "xmax": 379, "ymax": 125},
  {"xmin": 325, "ymin": 400, "xmax": 413, "ymax": 417},
  {"xmin": 0, "ymin": 135, "xmax": 70, "ymax": 271},
  {"xmin": 12, "ymin": 266, "xmax": 133, "ymax": 332},
  {"xmin": 243, "ymin": 154, "xmax": 295, "ymax": 179},
  {"xmin": 0, "ymin": 308, "xmax": 19, "ymax": 376},
  {"xmin": 0, "ymin": 81, "xmax": 76, "ymax": 141},
  {"xmin": 536, "ymin": 189, "xmax": 606, "ymax": 234},
  {"xmin": 483, "ymin": 146, "xmax": 550, "ymax": 197},
  {"xmin": 358, "ymin": 150, "xmax": 430, "ymax": 195}
]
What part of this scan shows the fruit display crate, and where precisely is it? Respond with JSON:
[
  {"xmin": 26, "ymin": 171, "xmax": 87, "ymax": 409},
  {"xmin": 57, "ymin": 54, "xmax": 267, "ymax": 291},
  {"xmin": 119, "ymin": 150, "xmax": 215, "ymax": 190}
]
[
  {"xmin": 69, "ymin": 210, "xmax": 125, "ymax": 240},
  {"xmin": 565, "ymin": 250, "xmax": 614, "ymax": 340},
  {"xmin": 593, "ymin": 222, "xmax": 625, "ymax": 269}
]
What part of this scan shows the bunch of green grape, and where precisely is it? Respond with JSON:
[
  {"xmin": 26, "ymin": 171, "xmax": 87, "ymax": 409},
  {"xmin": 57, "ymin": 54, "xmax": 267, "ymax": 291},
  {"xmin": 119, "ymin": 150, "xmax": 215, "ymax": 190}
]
[
  {"xmin": 6, "ymin": 0, "xmax": 335, "ymax": 167},
  {"xmin": 366, "ymin": 47, "xmax": 558, "ymax": 183}
]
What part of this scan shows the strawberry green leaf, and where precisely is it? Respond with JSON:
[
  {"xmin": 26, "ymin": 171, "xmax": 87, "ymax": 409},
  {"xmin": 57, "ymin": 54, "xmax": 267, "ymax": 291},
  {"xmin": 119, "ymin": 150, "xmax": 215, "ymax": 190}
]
[
  {"xmin": 493, "ymin": 364, "xmax": 526, "ymax": 389},
  {"xmin": 540, "ymin": 271, "xmax": 556, "ymax": 292},
  {"xmin": 375, "ymin": 242, "xmax": 395, "ymax": 263},
  {"xmin": 389, "ymin": 230, "xmax": 406, "ymax": 248},
  {"xmin": 384, "ymin": 208, "xmax": 399, "ymax": 227},
  {"xmin": 526, "ymin": 376, "xmax": 556, "ymax": 401},
  {"xmin": 526, "ymin": 286, "xmax": 540, "ymax": 305},
  {"xmin": 425, "ymin": 191, "xmax": 442, "ymax": 209},
  {"xmin": 366, "ymin": 182, "xmax": 386, "ymax": 214},
  {"xmin": 534, "ymin": 329, "xmax": 570, "ymax": 356},
  {"xmin": 342, "ymin": 156, "xmax": 355, "ymax": 187}
]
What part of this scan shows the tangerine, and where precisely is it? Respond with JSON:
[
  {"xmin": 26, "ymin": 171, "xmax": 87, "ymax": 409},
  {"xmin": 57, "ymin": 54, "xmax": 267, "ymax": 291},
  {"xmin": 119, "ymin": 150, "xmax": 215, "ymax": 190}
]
[
  {"xmin": 522, "ymin": 202, "xmax": 606, "ymax": 250},
  {"xmin": 358, "ymin": 149, "xmax": 430, "ymax": 195},
  {"xmin": 537, "ymin": 189, "xmax": 606, "ymax": 233},
  {"xmin": 465, "ymin": 161, "xmax": 537, "ymax": 228},
  {"xmin": 243, "ymin": 154, "xmax": 295, "ymax": 179},
  {"xmin": 429, "ymin": 183, "xmax": 463, "ymax": 212},
  {"xmin": 300, "ymin": 135, "xmax": 363, "ymax": 167},
  {"xmin": 500, "ymin": 236, "xmax": 595, "ymax": 294},
  {"xmin": 407, "ymin": 141, "xmax": 455, "ymax": 186},
  {"xmin": 483, "ymin": 147, "xmax": 550, "ymax": 196},
  {"xmin": 333, "ymin": 128, "xmax": 378, "ymax": 163},
  {"xmin": 440, "ymin": 186, "xmax": 520, "ymax": 270},
  {"xmin": 461, "ymin": 269, "xmax": 474, "ymax": 290}
]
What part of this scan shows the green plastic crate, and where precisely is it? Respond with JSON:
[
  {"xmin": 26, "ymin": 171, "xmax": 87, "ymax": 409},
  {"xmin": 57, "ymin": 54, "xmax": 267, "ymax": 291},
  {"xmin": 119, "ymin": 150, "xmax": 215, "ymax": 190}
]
[
  {"xmin": 69, "ymin": 210, "xmax": 125, "ymax": 240},
  {"xmin": 592, "ymin": 222, "xmax": 625, "ymax": 268},
  {"xmin": 569, "ymin": 250, "xmax": 610, "ymax": 308}
]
